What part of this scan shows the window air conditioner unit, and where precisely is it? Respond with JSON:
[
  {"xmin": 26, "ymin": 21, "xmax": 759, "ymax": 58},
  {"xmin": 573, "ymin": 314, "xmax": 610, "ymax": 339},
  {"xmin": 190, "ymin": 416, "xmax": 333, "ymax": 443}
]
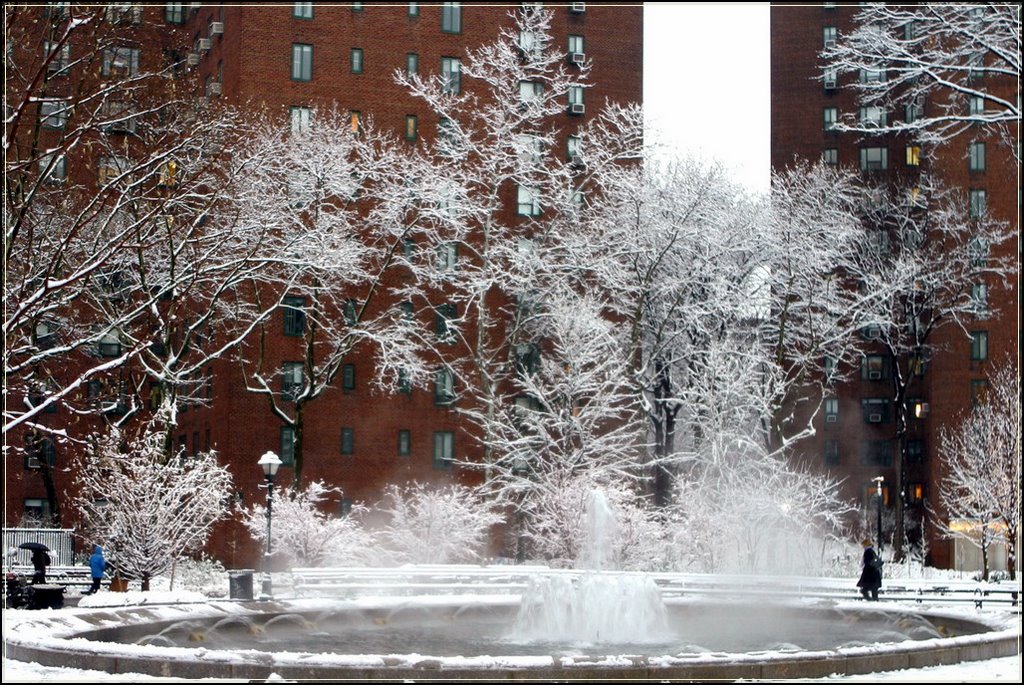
[
  {"xmin": 209, "ymin": 21, "xmax": 223, "ymax": 36},
  {"xmin": 824, "ymin": 39, "xmax": 836, "ymax": 50},
  {"xmin": 190, "ymin": 2, "xmax": 202, "ymax": 11},
  {"xmin": 186, "ymin": 52, "xmax": 201, "ymax": 66},
  {"xmin": 570, "ymin": 2, "xmax": 585, "ymax": 13},
  {"xmin": 569, "ymin": 103, "xmax": 585, "ymax": 115},
  {"xmin": 26, "ymin": 455, "xmax": 42, "ymax": 469},
  {"xmin": 570, "ymin": 52, "xmax": 586, "ymax": 65},
  {"xmin": 196, "ymin": 37, "xmax": 212, "ymax": 52},
  {"xmin": 825, "ymin": 414, "xmax": 838, "ymax": 424},
  {"xmin": 824, "ymin": 77, "xmax": 837, "ymax": 89},
  {"xmin": 867, "ymin": 370, "xmax": 882, "ymax": 380},
  {"xmin": 207, "ymin": 81, "xmax": 222, "ymax": 96},
  {"xmin": 868, "ymin": 413, "xmax": 883, "ymax": 423},
  {"xmin": 569, "ymin": 154, "xmax": 583, "ymax": 167}
]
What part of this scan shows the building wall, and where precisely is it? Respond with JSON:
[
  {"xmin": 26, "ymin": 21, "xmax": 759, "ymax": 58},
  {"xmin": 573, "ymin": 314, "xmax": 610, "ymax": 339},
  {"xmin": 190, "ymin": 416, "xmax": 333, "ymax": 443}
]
[{"xmin": 770, "ymin": 4, "xmax": 1018, "ymax": 569}]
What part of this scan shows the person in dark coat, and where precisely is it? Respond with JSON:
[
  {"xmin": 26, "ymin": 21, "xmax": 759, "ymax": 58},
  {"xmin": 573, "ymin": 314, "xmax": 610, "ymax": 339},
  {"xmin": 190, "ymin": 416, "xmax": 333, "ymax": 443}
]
[
  {"xmin": 30, "ymin": 548, "xmax": 50, "ymax": 584},
  {"xmin": 856, "ymin": 539, "xmax": 882, "ymax": 601},
  {"xmin": 86, "ymin": 545, "xmax": 106, "ymax": 595}
]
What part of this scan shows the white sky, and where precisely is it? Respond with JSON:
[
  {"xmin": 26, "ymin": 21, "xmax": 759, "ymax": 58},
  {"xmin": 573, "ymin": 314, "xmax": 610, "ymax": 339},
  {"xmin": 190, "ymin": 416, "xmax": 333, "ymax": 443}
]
[{"xmin": 644, "ymin": 2, "xmax": 771, "ymax": 193}]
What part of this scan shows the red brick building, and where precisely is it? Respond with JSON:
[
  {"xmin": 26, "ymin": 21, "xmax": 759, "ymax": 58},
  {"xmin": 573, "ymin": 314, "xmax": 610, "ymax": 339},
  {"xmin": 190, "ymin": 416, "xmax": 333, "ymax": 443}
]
[
  {"xmin": 771, "ymin": 4, "xmax": 1018, "ymax": 569},
  {"xmin": 5, "ymin": 3, "xmax": 643, "ymax": 567}
]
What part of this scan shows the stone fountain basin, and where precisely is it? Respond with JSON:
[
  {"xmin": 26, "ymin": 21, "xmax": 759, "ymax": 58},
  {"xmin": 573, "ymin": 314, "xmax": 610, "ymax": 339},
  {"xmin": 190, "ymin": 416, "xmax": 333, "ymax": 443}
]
[{"xmin": 4, "ymin": 596, "xmax": 1019, "ymax": 680}]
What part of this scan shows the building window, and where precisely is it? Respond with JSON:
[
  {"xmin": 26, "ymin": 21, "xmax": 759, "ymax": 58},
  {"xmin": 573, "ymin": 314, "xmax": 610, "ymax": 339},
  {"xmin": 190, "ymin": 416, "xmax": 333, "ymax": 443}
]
[
  {"xmin": 822, "ymin": 26, "xmax": 837, "ymax": 46},
  {"xmin": 96, "ymin": 330, "xmax": 121, "ymax": 357},
  {"xmin": 405, "ymin": 114, "xmax": 418, "ymax": 141},
  {"xmin": 437, "ymin": 242, "xmax": 458, "ymax": 271},
  {"xmin": 406, "ymin": 52, "xmax": 419, "ymax": 75},
  {"xmin": 351, "ymin": 48, "xmax": 363, "ymax": 74},
  {"xmin": 517, "ymin": 185, "xmax": 541, "ymax": 216},
  {"xmin": 433, "ymin": 431, "xmax": 454, "ymax": 468},
  {"xmin": 519, "ymin": 80, "xmax": 544, "ymax": 104},
  {"xmin": 568, "ymin": 34, "xmax": 584, "ymax": 59},
  {"xmin": 905, "ymin": 145, "xmax": 920, "ymax": 166},
  {"xmin": 861, "ymin": 355, "xmax": 888, "ymax": 381},
  {"xmin": 441, "ymin": 2, "xmax": 461, "ymax": 33},
  {"xmin": 907, "ymin": 482, "xmax": 925, "ymax": 504},
  {"xmin": 165, "ymin": 3, "xmax": 185, "ymax": 24},
  {"xmin": 293, "ymin": 2, "xmax": 313, "ymax": 19},
  {"xmin": 435, "ymin": 367, "xmax": 455, "ymax": 405},
  {"xmin": 39, "ymin": 153, "xmax": 66, "ymax": 184},
  {"xmin": 906, "ymin": 439, "xmax": 924, "ymax": 464},
  {"xmin": 968, "ymin": 142, "xmax": 986, "ymax": 172},
  {"xmin": 822, "ymin": 148, "xmax": 838, "ymax": 166},
  {"xmin": 349, "ymin": 110, "xmax": 362, "ymax": 134},
  {"xmin": 282, "ymin": 362, "xmax": 304, "ymax": 401},
  {"xmin": 343, "ymin": 299, "xmax": 358, "ymax": 325},
  {"xmin": 969, "ymin": 330, "xmax": 988, "ymax": 361},
  {"xmin": 859, "ymin": 67, "xmax": 886, "ymax": 84},
  {"xmin": 292, "ymin": 43, "xmax": 312, "ymax": 81},
  {"xmin": 44, "ymin": 41, "xmax": 71, "ymax": 74},
  {"xmin": 860, "ymin": 440, "xmax": 892, "ymax": 467},
  {"xmin": 971, "ymin": 282, "xmax": 989, "ymax": 315},
  {"xmin": 904, "ymin": 100, "xmax": 923, "ymax": 123},
  {"xmin": 968, "ymin": 96, "xmax": 985, "ymax": 116},
  {"xmin": 290, "ymin": 106, "xmax": 312, "ymax": 135},
  {"xmin": 398, "ymin": 429, "xmax": 411, "ymax": 456},
  {"xmin": 824, "ymin": 439, "xmax": 839, "ymax": 466},
  {"xmin": 970, "ymin": 379, "xmax": 989, "ymax": 407},
  {"xmin": 340, "ymin": 427, "xmax": 354, "ymax": 455},
  {"xmin": 859, "ymin": 146, "xmax": 888, "ymax": 171},
  {"xmin": 282, "ymin": 296, "xmax": 307, "ymax": 336},
  {"xmin": 280, "ymin": 426, "xmax": 295, "ymax": 465},
  {"xmin": 398, "ymin": 368, "xmax": 413, "ymax": 394},
  {"xmin": 23, "ymin": 498, "xmax": 52, "ymax": 521},
  {"xmin": 567, "ymin": 135, "xmax": 582, "ymax": 164},
  {"xmin": 435, "ymin": 303, "xmax": 457, "ymax": 343},
  {"xmin": 908, "ymin": 397, "xmax": 928, "ymax": 420},
  {"xmin": 102, "ymin": 46, "xmax": 140, "ymax": 78},
  {"xmin": 338, "ymin": 363, "xmax": 355, "ymax": 392},
  {"xmin": 568, "ymin": 85, "xmax": 584, "ymax": 111},
  {"xmin": 908, "ymin": 352, "xmax": 926, "ymax": 377},
  {"xmin": 408, "ymin": 2, "xmax": 419, "ymax": 18},
  {"xmin": 824, "ymin": 396, "xmax": 839, "ymax": 424},
  {"xmin": 823, "ymin": 107, "xmax": 837, "ymax": 132},
  {"xmin": 861, "ymin": 398, "xmax": 890, "ymax": 424},
  {"xmin": 441, "ymin": 56, "xmax": 461, "ymax": 94},
  {"xmin": 969, "ymin": 189, "xmax": 987, "ymax": 218}
]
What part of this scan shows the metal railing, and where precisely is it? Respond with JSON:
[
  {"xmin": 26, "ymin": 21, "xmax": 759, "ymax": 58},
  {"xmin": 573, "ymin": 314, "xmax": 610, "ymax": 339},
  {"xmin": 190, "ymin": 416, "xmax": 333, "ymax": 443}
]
[{"xmin": 3, "ymin": 528, "xmax": 77, "ymax": 567}]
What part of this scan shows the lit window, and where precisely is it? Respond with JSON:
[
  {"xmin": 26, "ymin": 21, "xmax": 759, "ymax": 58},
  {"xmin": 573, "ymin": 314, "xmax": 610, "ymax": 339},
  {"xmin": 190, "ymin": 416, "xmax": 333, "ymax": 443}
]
[
  {"xmin": 405, "ymin": 115, "xmax": 418, "ymax": 141},
  {"xmin": 349, "ymin": 110, "xmax": 361, "ymax": 134},
  {"xmin": 905, "ymin": 146, "xmax": 920, "ymax": 166},
  {"xmin": 292, "ymin": 43, "xmax": 312, "ymax": 81}
]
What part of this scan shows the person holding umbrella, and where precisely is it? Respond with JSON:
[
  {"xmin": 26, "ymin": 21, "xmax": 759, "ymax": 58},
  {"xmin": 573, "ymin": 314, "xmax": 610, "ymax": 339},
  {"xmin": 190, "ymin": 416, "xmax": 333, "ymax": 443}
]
[{"xmin": 20, "ymin": 542, "xmax": 51, "ymax": 584}]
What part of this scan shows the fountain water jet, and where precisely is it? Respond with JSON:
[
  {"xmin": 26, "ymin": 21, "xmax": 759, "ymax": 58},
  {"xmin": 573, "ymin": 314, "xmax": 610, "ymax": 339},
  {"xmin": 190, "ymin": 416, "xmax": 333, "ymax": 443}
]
[{"xmin": 511, "ymin": 489, "xmax": 668, "ymax": 644}]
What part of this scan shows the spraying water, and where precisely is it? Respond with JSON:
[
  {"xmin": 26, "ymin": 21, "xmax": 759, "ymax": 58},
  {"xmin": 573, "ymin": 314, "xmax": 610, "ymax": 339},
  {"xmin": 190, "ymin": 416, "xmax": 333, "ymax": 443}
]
[{"xmin": 511, "ymin": 489, "xmax": 668, "ymax": 644}]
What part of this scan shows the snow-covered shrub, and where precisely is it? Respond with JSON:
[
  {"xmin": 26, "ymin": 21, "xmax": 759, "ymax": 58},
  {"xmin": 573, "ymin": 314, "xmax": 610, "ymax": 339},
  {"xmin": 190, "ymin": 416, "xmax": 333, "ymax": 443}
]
[
  {"xmin": 242, "ymin": 480, "xmax": 377, "ymax": 568},
  {"xmin": 375, "ymin": 483, "xmax": 503, "ymax": 564}
]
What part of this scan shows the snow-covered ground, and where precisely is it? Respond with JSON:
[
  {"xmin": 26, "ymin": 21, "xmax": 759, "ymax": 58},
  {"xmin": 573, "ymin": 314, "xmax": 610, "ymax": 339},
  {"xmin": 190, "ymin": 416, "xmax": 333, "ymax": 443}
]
[{"xmin": 3, "ymin": 570, "xmax": 1021, "ymax": 683}]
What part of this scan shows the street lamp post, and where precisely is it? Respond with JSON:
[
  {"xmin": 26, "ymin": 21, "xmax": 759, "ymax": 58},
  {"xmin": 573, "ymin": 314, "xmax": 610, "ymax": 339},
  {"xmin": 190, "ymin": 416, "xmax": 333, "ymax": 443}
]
[
  {"xmin": 257, "ymin": 450, "xmax": 282, "ymax": 599},
  {"xmin": 512, "ymin": 457, "xmax": 529, "ymax": 564},
  {"xmin": 872, "ymin": 476, "xmax": 884, "ymax": 554}
]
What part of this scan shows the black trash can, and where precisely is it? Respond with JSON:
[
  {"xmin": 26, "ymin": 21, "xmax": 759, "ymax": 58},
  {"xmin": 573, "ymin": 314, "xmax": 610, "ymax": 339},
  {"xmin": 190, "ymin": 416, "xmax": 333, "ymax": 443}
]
[
  {"xmin": 27, "ymin": 584, "xmax": 65, "ymax": 610},
  {"xmin": 228, "ymin": 570, "xmax": 254, "ymax": 600}
]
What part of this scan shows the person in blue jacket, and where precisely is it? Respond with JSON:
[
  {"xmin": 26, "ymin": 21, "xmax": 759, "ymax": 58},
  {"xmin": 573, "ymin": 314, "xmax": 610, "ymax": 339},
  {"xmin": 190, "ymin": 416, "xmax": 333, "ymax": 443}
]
[{"xmin": 86, "ymin": 545, "xmax": 106, "ymax": 595}]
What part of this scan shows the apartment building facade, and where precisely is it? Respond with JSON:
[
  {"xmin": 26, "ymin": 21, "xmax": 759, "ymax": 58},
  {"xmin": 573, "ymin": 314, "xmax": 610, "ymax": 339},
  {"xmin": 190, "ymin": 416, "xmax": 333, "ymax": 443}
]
[
  {"xmin": 770, "ymin": 4, "xmax": 1018, "ymax": 569},
  {"xmin": 5, "ymin": 2, "xmax": 643, "ymax": 567}
]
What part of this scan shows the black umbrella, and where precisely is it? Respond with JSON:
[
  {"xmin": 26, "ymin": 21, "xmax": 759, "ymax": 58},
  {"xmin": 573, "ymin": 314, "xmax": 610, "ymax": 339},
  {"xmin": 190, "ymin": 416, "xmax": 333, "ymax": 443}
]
[{"xmin": 18, "ymin": 542, "xmax": 50, "ymax": 552}]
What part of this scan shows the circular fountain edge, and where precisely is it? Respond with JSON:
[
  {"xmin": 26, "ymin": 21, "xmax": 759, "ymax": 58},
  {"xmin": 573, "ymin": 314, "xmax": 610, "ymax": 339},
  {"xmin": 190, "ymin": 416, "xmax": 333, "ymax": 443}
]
[{"xmin": 4, "ymin": 597, "xmax": 1019, "ymax": 681}]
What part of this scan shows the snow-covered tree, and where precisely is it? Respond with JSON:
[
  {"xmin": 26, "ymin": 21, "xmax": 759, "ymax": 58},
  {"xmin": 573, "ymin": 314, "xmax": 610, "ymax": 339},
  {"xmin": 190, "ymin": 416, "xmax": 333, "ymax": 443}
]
[
  {"xmin": 850, "ymin": 177, "xmax": 1013, "ymax": 561},
  {"xmin": 232, "ymin": 109, "xmax": 424, "ymax": 487},
  {"xmin": 242, "ymin": 480, "xmax": 377, "ymax": 568},
  {"xmin": 822, "ymin": 3, "xmax": 1021, "ymax": 159},
  {"xmin": 375, "ymin": 482, "xmax": 503, "ymax": 565},
  {"xmin": 74, "ymin": 428, "xmax": 233, "ymax": 590},
  {"xmin": 937, "ymin": 360, "xmax": 1020, "ymax": 580}
]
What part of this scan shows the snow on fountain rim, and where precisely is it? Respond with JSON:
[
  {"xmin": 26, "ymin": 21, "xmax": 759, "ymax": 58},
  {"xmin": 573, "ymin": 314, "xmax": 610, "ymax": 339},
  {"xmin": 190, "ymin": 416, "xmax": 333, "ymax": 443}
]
[{"xmin": 4, "ymin": 592, "xmax": 1019, "ymax": 672}]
